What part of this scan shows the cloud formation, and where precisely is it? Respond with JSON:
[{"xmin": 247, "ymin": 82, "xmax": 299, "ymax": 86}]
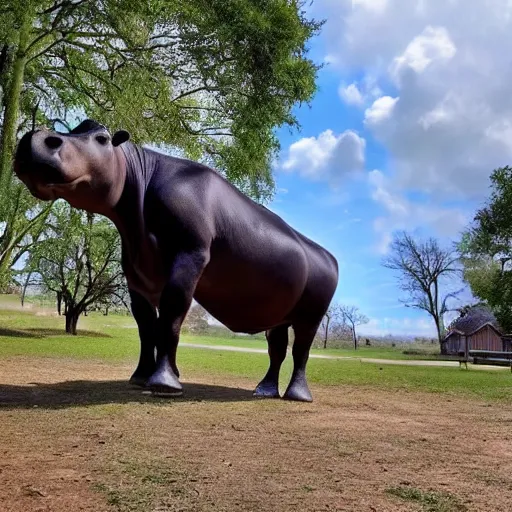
[
  {"xmin": 339, "ymin": 83, "xmax": 365, "ymax": 106},
  {"xmin": 318, "ymin": 0, "xmax": 512, "ymax": 199},
  {"xmin": 364, "ymin": 96, "xmax": 398, "ymax": 125},
  {"xmin": 282, "ymin": 129, "xmax": 366, "ymax": 185},
  {"xmin": 368, "ymin": 170, "xmax": 467, "ymax": 253}
]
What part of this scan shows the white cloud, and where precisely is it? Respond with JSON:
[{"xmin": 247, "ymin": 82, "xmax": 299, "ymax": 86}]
[
  {"xmin": 352, "ymin": 0, "xmax": 389, "ymax": 15},
  {"xmin": 418, "ymin": 92, "xmax": 455, "ymax": 129},
  {"xmin": 315, "ymin": 0, "xmax": 512, "ymax": 200},
  {"xmin": 282, "ymin": 129, "xmax": 366, "ymax": 184},
  {"xmin": 364, "ymin": 96, "xmax": 399, "ymax": 125},
  {"xmin": 339, "ymin": 78, "xmax": 383, "ymax": 107},
  {"xmin": 368, "ymin": 170, "xmax": 467, "ymax": 253},
  {"xmin": 339, "ymin": 82, "xmax": 365, "ymax": 106},
  {"xmin": 390, "ymin": 25, "xmax": 456, "ymax": 80}
]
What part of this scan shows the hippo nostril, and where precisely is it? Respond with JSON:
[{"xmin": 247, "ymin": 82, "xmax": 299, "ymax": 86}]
[{"xmin": 44, "ymin": 136, "xmax": 63, "ymax": 150}]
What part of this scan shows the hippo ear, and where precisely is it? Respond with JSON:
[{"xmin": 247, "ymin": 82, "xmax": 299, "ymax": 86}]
[{"xmin": 112, "ymin": 130, "xmax": 130, "ymax": 147}]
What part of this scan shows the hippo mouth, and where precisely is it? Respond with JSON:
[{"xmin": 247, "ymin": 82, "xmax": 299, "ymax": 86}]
[
  {"xmin": 36, "ymin": 162, "xmax": 69, "ymax": 185},
  {"xmin": 15, "ymin": 159, "xmax": 67, "ymax": 185},
  {"xmin": 19, "ymin": 160, "xmax": 84, "ymax": 188},
  {"xmin": 16, "ymin": 160, "xmax": 88, "ymax": 202}
]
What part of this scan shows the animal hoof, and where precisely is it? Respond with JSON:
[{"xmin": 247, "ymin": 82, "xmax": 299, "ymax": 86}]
[
  {"xmin": 146, "ymin": 370, "xmax": 182, "ymax": 398},
  {"xmin": 150, "ymin": 385, "xmax": 184, "ymax": 398},
  {"xmin": 283, "ymin": 384, "xmax": 313, "ymax": 403},
  {"xmin": 129, "ymin": 375, "xmax": 148, "ymax": 388},
  {"xmin": 253, "ymin": 383, "xmax": 280, "ymax": 399}
]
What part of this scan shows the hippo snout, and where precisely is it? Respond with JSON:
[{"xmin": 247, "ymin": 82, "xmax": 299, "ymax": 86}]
[
  {"xmin": 14, "ymin": 130, "xmax": 66, "ymax": 181},
  {"xmin": 14, "ymin": 130, "xmax": 36, "ymax": 171},
  {"xmin": 30, "ymin": 130, "xmax": 64, "ymax": 161},
  {"xmin": 44, "ymin": 135, "xmax": 63, "ymax": 150}
]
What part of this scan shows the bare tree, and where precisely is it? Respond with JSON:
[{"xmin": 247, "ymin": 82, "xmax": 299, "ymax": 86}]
[
  {"xmin": 319, "ymin": 303, "xmax": 343, "ymax": 349},
  {"xmin": 383, "ymin": 231, "xmax": 461, "ymax": 354},
  {"xmin": 340, "ymin": 305, "xmax": 369, "ymax": 350}
]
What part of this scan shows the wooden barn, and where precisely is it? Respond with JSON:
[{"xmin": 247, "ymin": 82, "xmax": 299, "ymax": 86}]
[{"xmin": 443, "ymin": 306, "xmax": 511, "ymax": 355}]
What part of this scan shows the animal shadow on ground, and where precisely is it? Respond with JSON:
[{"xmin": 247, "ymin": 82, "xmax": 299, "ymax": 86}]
[
  {"xmin": 0, "ymin": 380, "xmax": 254, "ymax": 410},
  {"xmin": 0, "ymin": 327, "xmax": 111, "ymax": 339}
]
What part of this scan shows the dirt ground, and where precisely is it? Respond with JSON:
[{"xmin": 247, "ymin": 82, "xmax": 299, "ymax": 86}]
[{"xmin": 1, "ymin": 357, "xmax": 511, "ymax": 512}]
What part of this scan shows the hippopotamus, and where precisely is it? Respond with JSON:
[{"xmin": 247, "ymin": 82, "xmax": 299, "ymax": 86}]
[{"xmin": 13, "ymin": 120, "xmax": 339, "ymax": 402}]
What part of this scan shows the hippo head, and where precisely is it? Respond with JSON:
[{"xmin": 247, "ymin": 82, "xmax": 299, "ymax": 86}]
[{"xmin": 14, "ymin": 119, "xmax": 130, "ymax": 212}]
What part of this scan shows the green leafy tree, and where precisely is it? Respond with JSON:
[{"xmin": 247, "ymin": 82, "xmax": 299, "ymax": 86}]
[
  {"xmin": 0, "ymin": 0, "xmax": 322, "ymax": 288},
  {"xmin": 0, "ymin": 197, "xmax": 50, "ymax": 291},
  {"xmin": 26, "ymin": 202, "xmax": 126, "ymax": 334},
  {"xmin": 383, "ymin": 231, "xmax": 461, "ymax": 353},
  {"xmin": 94, "ymin": 289, "xmax": 130, "ymax": 316},
  {"xmin": 459, "ymin": 166, "xmax": 512, "ymax": 333}
]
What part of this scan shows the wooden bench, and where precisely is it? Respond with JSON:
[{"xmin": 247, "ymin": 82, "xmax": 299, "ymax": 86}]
[{"xmin": 469, "ymin": 350, "xmax": 512, "ymax": 371}]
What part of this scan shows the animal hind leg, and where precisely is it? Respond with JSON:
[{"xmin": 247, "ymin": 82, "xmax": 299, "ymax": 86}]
[
  {"xmin": 283, "ymin": 321, "xmax": 321, "ymax": 402},
  {"xmin": 253, "ymin": 324, "xmax": 289, "ymax": 398}
]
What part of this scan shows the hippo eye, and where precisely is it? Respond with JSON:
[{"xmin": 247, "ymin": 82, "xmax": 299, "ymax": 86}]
[{"xmin": 95, "ymin": 135, "xmax": 109, "ymax": 145}]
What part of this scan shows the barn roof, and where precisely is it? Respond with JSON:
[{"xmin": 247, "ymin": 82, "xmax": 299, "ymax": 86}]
[{"xmin": 445, "ymin": 306, "xmax": 502, "ymax": 338}]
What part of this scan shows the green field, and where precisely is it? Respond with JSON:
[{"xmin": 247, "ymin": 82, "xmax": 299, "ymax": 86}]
[
  {"xmin": 0, "ymin": 294, "xmax": 441, "ymax": 360},
  {"xmin": 191, "ymin": 336, "xmax": 441, "ymax": 360},
  {"xmin": 0, "ymin": 304, "xmax": 511, "ymax": 402}
]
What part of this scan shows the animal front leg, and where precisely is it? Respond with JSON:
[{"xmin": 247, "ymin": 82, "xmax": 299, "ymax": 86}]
[
  {"xmin": 254, "ymin": 324, "xmax": 289, "ymax": 398},
  {"xmin": 128, "ymin": 289, "xmax": 158, "ymax": 387},
  {"xmin": 147, "ymin": 251, "xmax": 209, "ymax": 397}
]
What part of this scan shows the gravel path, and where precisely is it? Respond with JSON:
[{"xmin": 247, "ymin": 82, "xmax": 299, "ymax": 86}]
[{"xmin": 180, "ymin": 342, "xmax": 508, "ymax": 370}]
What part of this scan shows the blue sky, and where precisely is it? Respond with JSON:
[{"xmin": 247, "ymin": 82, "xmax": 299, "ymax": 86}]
[{"xmin": 264, "ymin": 0, "xmax": 512, "ymax": 337}]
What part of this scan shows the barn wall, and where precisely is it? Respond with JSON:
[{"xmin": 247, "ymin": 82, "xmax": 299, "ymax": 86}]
[
  {"xmin": 469, "ymin": 326, "xmax": 503, "ymax": 351},
  {"xmin": 444, "ymin": 333, "xmax": 464, "ymax": 354}
]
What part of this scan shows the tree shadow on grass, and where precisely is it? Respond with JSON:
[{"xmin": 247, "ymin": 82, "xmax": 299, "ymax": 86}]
[
  {"xmin": 0, "ymin": 379, "xmax": 255, "ymax": 410},
  {"xmin": 0, "ymin": 327, "xmax": 111, "ymax": 339},
  {"xmin": 0, "ymin": 328, "xmax": 40, "ymax": 338}
]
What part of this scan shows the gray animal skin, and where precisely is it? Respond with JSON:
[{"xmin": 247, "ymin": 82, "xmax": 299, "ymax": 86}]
[{"xmin": 14, "ymin": 120, "xmax": 339, "ymax": 402}]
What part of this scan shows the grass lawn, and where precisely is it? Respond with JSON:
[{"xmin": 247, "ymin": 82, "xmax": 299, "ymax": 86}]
[
  {"xmin": 182, "ymin": 335, "xmax": 442, "ymax": 360},
  {"xmin": 0, "ymin": 307, "xmax": 511, "ymax": 402},
  {"xmin": 0, "ymin": 295, "xmax": 441, "ymax": 360}
]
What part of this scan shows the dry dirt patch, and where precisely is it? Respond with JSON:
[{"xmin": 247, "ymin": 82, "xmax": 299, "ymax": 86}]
[{"xmin": 1, "ymin": 357, "xmax": 512, "ymax": 512}]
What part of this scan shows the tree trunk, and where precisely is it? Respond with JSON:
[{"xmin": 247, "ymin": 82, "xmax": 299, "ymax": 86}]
[
  {"xmin": 20, "ymin": 270, "xmax": 32, "ymax": 307},
  {"xmin": 104, "ymin": 305, "xmax": 110, "ymax": 316},
  {"xmin": 439, "ymin": 342, "xmax": 447, "ymax": 355},
  {"xmin": 352, "ymin": 327, "xmax": 357, "ymax": 350},
  {"xmin": 323, "ymin": 317, "xmax": 330, "ymax": 349},
  {"xmin": 0, "ymin": 10, "xmax": 32, "ymax": 186},
  {"xmin": 65, "ymin": 308, "xmax": 81, "ymax": 335},
  {"xmin": 56, "ymin": 291, "xmax": 62, "ymax": 315},
  {"xmin": 0, "ymin": 10, "xmax": 33, "ymax": 289},
  {"xmin": 436, "ymin": 319, "xmax": 447, "ymax": 355}
]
